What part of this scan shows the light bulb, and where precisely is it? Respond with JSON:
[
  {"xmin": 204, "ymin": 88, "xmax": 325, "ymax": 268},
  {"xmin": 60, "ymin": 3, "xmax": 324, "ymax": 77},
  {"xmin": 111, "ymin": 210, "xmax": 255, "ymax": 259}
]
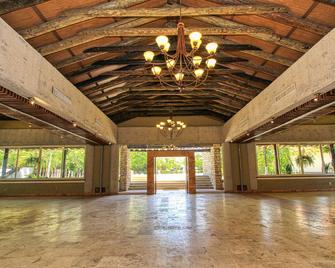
[
  {"xmin": 162, "ymin": 42, "xmax": 170, "ymax": 52},
  {"xmin": 156, "ymin": 35, "xmax": 169, "ymax": 49},
  {"xmin": 166, "ymin": 59, "xmax": 175, "ymax": 69},
  {"xmin": 192, "ymin": 56, "xmax": 202, "ymax": 67},
  {"xmin": 190, "ymin": 39, "xmax": 202, "ymax": 49},
  {"xmin": 177, "ymin": 127, "xmax": 181, "ymax": 130},
  {"xmin": 206, "ymin": 42, "xmax": 218, "ymax": 55},
  {"xmin": 167, "ymin": 119, "xmax": 172, "ymax": 123},
  {"xmin": 189, "ymin": 32, "xmax": 202, "ymax": 43},
  {"xmin": 143, "ymin": 51, "xmax": 154, "ymax": 62},
  {"xmin": 182, "ymin": 124, "xmax": 186, "ymax": 128},
  {"xmin": 151, "ymin": 66, "xmax": 162, "ymax": 76},
  {"xmin": 156, "ymin": 124, "xmax": 160, "ymax": 128},
  {"xmin": 174, "ymin": 72, "xmax": 184, "ymax": 81},
  {"xmin": 194, "ymin": 68, "xmax": 204, "ymax": 79},
  {"xmin": 29, "ymin": 97, "xmax": 35, "ymax": 105},
  {"xmin": 160, "ymin": 122, "xmax": 165, "ymax": 125},
  {"xmin": 206, "ymin": 58, "xmax": 216, "ymax": 69},
  {"xmin": 177, "ymin": 121, "xmax": 181, "ymax": 125},
  {"xmin": 168, "ymin": 127, "xmax": 172, "ymax": 131}
]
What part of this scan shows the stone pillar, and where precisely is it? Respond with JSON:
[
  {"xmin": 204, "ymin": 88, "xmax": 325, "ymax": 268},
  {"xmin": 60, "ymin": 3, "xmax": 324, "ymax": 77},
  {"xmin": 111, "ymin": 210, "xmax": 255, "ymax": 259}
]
[
  {"xmin": 110, "ymin": 144, "xmax": 120, "ymax": 194},
  {"xmin": 187, "ymin": 152, "xmax": 196, "ymax": 194},
  {"xmin": 212, "ymin": 144, "xmax": 223, "ymax": 190},
  {"xmin": 202, "ymin": 151, "xmax": 212, "ymax": 177},
  {"xmin": 119, "ymin": 145, "xmax": 130, "ymax": 191},
  {"xmin": 147, "ymin": 151, "xmax": 155, "ymax": 195}
]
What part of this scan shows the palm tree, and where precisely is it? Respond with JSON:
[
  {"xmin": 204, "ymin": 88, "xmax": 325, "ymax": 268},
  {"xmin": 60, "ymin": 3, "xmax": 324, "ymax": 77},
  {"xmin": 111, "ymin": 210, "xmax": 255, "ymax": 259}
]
[{"xmin": 295, "ymin": 154, "xmax": 314, "ymax": 167}]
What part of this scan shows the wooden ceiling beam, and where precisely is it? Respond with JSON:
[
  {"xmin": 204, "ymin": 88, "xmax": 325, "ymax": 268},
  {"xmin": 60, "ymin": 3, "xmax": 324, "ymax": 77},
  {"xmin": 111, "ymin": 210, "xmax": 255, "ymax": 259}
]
[
  {"xmin": 19, "ymin": 3, "xmax": 287, "ymax": 39},
  {"xmin": 212, "ymin": 0, "xmax": 331, "ymax": 35},
  {"xmin": 19, "ymin": 0, "xmax": 148, "ymax": 39},
  {"xmin": 204, "ymin": 36, "xmax": 293, "ymax": 67},
  {"xmin": 196, "ymin": 16, "xmax": 311, "ymax": 52},
  {"xmin": 84, "ymin": 43, "xmax": 261, "ymax": 53},
  {"xmin": 38, "ymin": 17, "xmax": 159, "ymax": 56},
  {"xmin": 109, "ymin": 110, "xmax": 228, "ymax": 123},
  {"xmin": 0, "ymin": 0, "xmax": 50, "ymax": 15},
  {"xmin": 39, "ymin": 25, "xmax": 274, "ymax": 56},
  {"xmin": 311, "ymin": 0, "xmax": 335, "ymax": 7},
  {"xmin": 56, "ymin": 37, "xmax": 147, "ymax": 69}
]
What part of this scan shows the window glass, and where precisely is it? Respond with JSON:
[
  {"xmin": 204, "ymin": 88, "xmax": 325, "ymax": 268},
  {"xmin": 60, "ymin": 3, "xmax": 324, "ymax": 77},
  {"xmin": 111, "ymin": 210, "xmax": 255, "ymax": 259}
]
[
  {"xmin": 64, "ymin": 148, "xmax": 85, "ymax": 178},
  {"xmin": 0, "ymin": 149, "xmax": 18, "ymax": 179},
  {"xmin": 321, "ymin": 144, "xmax": 335, "ymax": 174},
  {"xmin": 39, "ymin": 148, "xmax": 63, "ymax": 178},
  {"xmin": 300, "ymin": 145, "xmax": 322, "ymax": 174},
  {"xmin": 256, "ymin": 145, "xmax": 276, "ymax": 175},
  {"xmin": 16, "ymin": 149, "xmax": 40, "ymax": 179},
  {"xmin": 278, "ymin": 145, "xmax": 302, "ymax": 175}
]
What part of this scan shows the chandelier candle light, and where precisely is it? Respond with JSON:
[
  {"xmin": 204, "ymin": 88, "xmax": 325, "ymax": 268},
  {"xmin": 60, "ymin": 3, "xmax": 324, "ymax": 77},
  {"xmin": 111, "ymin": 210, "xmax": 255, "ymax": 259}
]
[
  {"xmin": 143, "ymin": 1, "xmax": 218, "ymax": 89},
  {"xmin": 156, "ymin": 117, "xmax": 187, "ymax": 139}
]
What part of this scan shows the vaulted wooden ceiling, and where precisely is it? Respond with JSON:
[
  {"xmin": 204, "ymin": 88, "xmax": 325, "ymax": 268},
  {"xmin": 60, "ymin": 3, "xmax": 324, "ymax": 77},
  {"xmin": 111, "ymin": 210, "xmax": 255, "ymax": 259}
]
[{"xmin": 1, "ymin": 0, "xmax": 335, "ymax": 123}]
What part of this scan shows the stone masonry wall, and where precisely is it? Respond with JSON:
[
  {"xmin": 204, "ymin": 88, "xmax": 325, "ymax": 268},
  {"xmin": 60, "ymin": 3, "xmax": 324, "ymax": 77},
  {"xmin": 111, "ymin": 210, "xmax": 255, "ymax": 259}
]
[{"xmin": 119, "ymin": 145, "xmax": 131, "ymax": 191}]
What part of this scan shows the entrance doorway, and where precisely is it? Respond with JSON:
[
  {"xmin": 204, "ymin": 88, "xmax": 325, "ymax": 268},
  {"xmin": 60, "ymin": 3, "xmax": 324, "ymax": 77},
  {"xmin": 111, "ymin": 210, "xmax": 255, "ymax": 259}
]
[
  {"xmin": 147, "ymin": 150, "xmax": 196, "ymax": 194},
  {"xmin": 155, "ymin": 157, "xmax": 187, "ymax": 191}
]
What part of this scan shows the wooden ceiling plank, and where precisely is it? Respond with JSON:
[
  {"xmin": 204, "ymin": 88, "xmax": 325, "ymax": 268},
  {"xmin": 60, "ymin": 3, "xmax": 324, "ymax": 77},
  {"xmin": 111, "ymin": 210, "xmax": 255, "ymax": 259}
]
[{"xmin": 0, "ymin": 0, "xmax": 51, "ymax": 15}]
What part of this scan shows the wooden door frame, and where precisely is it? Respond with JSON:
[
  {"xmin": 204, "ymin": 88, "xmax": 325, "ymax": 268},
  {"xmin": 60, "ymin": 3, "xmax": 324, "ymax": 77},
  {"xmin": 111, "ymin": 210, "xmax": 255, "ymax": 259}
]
[{"xmin": 147, "ymin": 150, "xmax": 196, "ymax": 194}]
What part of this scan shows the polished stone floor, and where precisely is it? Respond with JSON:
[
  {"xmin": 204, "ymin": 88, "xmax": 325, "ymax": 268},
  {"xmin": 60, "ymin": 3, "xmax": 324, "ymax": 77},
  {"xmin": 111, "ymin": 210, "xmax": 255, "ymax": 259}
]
[{"xmin": 0, "ymin": 191, "xmax": 335, "ymax": 268}]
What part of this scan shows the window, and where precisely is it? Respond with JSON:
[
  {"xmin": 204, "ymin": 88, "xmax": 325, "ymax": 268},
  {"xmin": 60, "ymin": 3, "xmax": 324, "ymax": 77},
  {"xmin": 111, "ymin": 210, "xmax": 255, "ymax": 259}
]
[
  {"xmin": 0, "ymin": 149, "xmax": 18, "ymax": 179},
  {"xmin": 39, "ymin": 148, "xmax": 63, "ymax": 178},
  {"xmin": 16, "ymin": 148, "xmax": 40, "ymax": 179},
  {"xmin": 0, "ymin": 146, "xmax": 85, "ymax": 179},
  {"xmin": 63, "ymin": 148, "xmax": 85, "ymax": 178},
  {"xmin": 256, "ymin": 143, "xmax": 335, "ymax": 177},
  {"xmin": 300, "ymin": 145, "xmax": 322, "ymax": 174},
  {"xmin": 256, "ymin": 145, "xmax": 276, "ymax": 175},
  {"xmin": 321, "ymin": 144, "xmax": 335, "ymax": 174}
]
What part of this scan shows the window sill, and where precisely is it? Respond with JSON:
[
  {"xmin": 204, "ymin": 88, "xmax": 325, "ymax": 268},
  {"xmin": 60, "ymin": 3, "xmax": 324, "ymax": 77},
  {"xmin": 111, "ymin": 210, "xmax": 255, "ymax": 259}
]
[
  {"xmin": 0, "ymin": 179, "xmax": 85, "ymax": 183},
  {"xmin": 257, "ymin": 176, "xmax": 335, "ymax": 180}
]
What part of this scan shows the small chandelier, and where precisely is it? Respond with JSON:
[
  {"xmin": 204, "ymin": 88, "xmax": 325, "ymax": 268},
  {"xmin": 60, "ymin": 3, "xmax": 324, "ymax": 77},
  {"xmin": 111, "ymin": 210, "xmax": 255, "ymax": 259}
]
[
  {"xmin": 156, "ymin": 116, "xmax": 187, "ymax": 139},
  {"xmin": 143, "ymin": 1, "xmax": 218, "ymax": 89}
]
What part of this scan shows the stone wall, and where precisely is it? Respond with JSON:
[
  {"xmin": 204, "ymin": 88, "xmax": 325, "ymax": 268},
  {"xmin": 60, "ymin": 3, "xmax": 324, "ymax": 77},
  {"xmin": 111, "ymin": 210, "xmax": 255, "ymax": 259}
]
[
  {"xmin": 119, "ymin": 145, "xmax": 131, "ymax": 191},
  {"xmin": 201, "ymin": 146, "xmax": 223, "ymax": 190}
]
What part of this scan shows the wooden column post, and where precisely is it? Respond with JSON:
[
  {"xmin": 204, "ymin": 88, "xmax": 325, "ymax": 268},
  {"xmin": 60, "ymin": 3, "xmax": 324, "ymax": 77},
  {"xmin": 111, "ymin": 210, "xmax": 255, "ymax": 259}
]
[
  {"xmin": 187, "ymin": 152, "xmax": 196, "ymax": 194},
  {"xmin": 147, "ymin": 151, "xmax": 155, "ymax": 195}
]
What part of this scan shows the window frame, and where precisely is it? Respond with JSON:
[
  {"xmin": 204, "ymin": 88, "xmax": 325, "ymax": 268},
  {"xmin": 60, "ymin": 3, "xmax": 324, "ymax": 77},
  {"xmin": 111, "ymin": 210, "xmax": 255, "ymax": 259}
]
[
  {"xmin": 0, "ymin": 145, "xmax": 86, "ymax": 181},
  {"xmin": 255, "ymin": 142, "xmax": 335, "ymax": 178}
]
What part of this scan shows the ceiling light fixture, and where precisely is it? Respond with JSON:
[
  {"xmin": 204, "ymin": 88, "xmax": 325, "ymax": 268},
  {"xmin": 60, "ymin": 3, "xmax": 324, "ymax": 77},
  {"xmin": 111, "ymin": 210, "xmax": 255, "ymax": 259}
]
[
  {"xmin": 143, "ymin": 0, "xmax": 218, "ymax": 90},
  {"xmin": 156, "ymin": 116, "xmax": 186, "ymax": 139}
]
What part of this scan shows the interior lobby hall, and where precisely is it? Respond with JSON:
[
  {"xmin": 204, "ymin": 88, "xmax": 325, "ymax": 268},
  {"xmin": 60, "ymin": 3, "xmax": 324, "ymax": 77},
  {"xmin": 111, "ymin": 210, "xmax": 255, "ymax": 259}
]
[{"xmin": 0, "ymin": 0, "xmax": 335, "ymax": 267}]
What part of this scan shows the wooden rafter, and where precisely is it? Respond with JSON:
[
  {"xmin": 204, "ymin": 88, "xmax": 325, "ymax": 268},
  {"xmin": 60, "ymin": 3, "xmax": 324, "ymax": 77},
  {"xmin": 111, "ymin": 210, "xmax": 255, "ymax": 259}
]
[{"xmin": 19, "ymin": 4, "xmax": 287, "ymax": 39}]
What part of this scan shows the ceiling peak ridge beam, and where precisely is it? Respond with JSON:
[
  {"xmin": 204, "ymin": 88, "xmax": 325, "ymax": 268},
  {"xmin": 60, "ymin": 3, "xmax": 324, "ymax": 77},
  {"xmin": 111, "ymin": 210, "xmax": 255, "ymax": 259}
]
[
  {"xmin": 19, "ymin": 3, "xmax": 287, "ymax": 39},
  {"xmin": 222, "ymin": 28, "xmax": 335, "ymax": 142},
  {"xmin": 0, "ymin": 18, "xmax": 116, "ymax": 144},
  {"xmin": 212, "ymin": 0, "xmax": 331, "ymax": 35},
  {"xmin": 197, "ymin": 16, "xmax": 311, "ymax": 53},
  {"xmin": 0, "ymin": 0, "xmax": 50, "ymax": 15},
  {"xmin": 39, "ymin": 25, "xmax": 274, "ymax": 56},
  {"xmin": 38, "ymin": 17, "xmax": 158, "ymax": 56},
  {"xmin": 18, "ymin": 0, "xmax": 147, "ymax": 39}
]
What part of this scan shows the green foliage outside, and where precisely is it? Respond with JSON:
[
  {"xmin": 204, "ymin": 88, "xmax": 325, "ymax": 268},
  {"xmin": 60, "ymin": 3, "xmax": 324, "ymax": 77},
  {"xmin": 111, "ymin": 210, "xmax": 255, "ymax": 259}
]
[
  {"xmin": 0, "ymin": 147, "xmax": 85, "ymax": 179},
  {"xmin": 257, "ymin": 144, "xmax": 335, "ymax": 175},
  {"xmin": 130, "ymin": 151, "xmax": 204, "ymax": 174}
]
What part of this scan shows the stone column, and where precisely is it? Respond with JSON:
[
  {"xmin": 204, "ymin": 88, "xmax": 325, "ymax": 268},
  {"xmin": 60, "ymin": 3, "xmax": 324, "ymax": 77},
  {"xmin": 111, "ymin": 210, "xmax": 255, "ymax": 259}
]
[
  {"xmin": 212, "ymin": 144, "xmax": 223, "ymax": 190},
  {"xmin": 119, "ymin": 145, "xmax": 130, "ymax": 191}
]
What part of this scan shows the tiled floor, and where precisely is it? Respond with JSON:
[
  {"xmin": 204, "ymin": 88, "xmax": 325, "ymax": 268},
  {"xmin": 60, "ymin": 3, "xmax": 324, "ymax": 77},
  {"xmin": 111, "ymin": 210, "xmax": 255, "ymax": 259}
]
[{"xmin": 0, "ymin": 191, "xmax": 335, "ymax": 268}]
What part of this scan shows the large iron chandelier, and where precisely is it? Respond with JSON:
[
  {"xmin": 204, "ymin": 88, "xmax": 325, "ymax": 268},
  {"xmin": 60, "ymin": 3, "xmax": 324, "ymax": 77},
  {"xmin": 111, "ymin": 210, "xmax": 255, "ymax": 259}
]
[
  {"xmin": 143, "ymin": 1, "xmax": 218, "ymax": 89},
  {"xmin": 156, "ymin": 116, "xmax": 187, "ymax": 139}
]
